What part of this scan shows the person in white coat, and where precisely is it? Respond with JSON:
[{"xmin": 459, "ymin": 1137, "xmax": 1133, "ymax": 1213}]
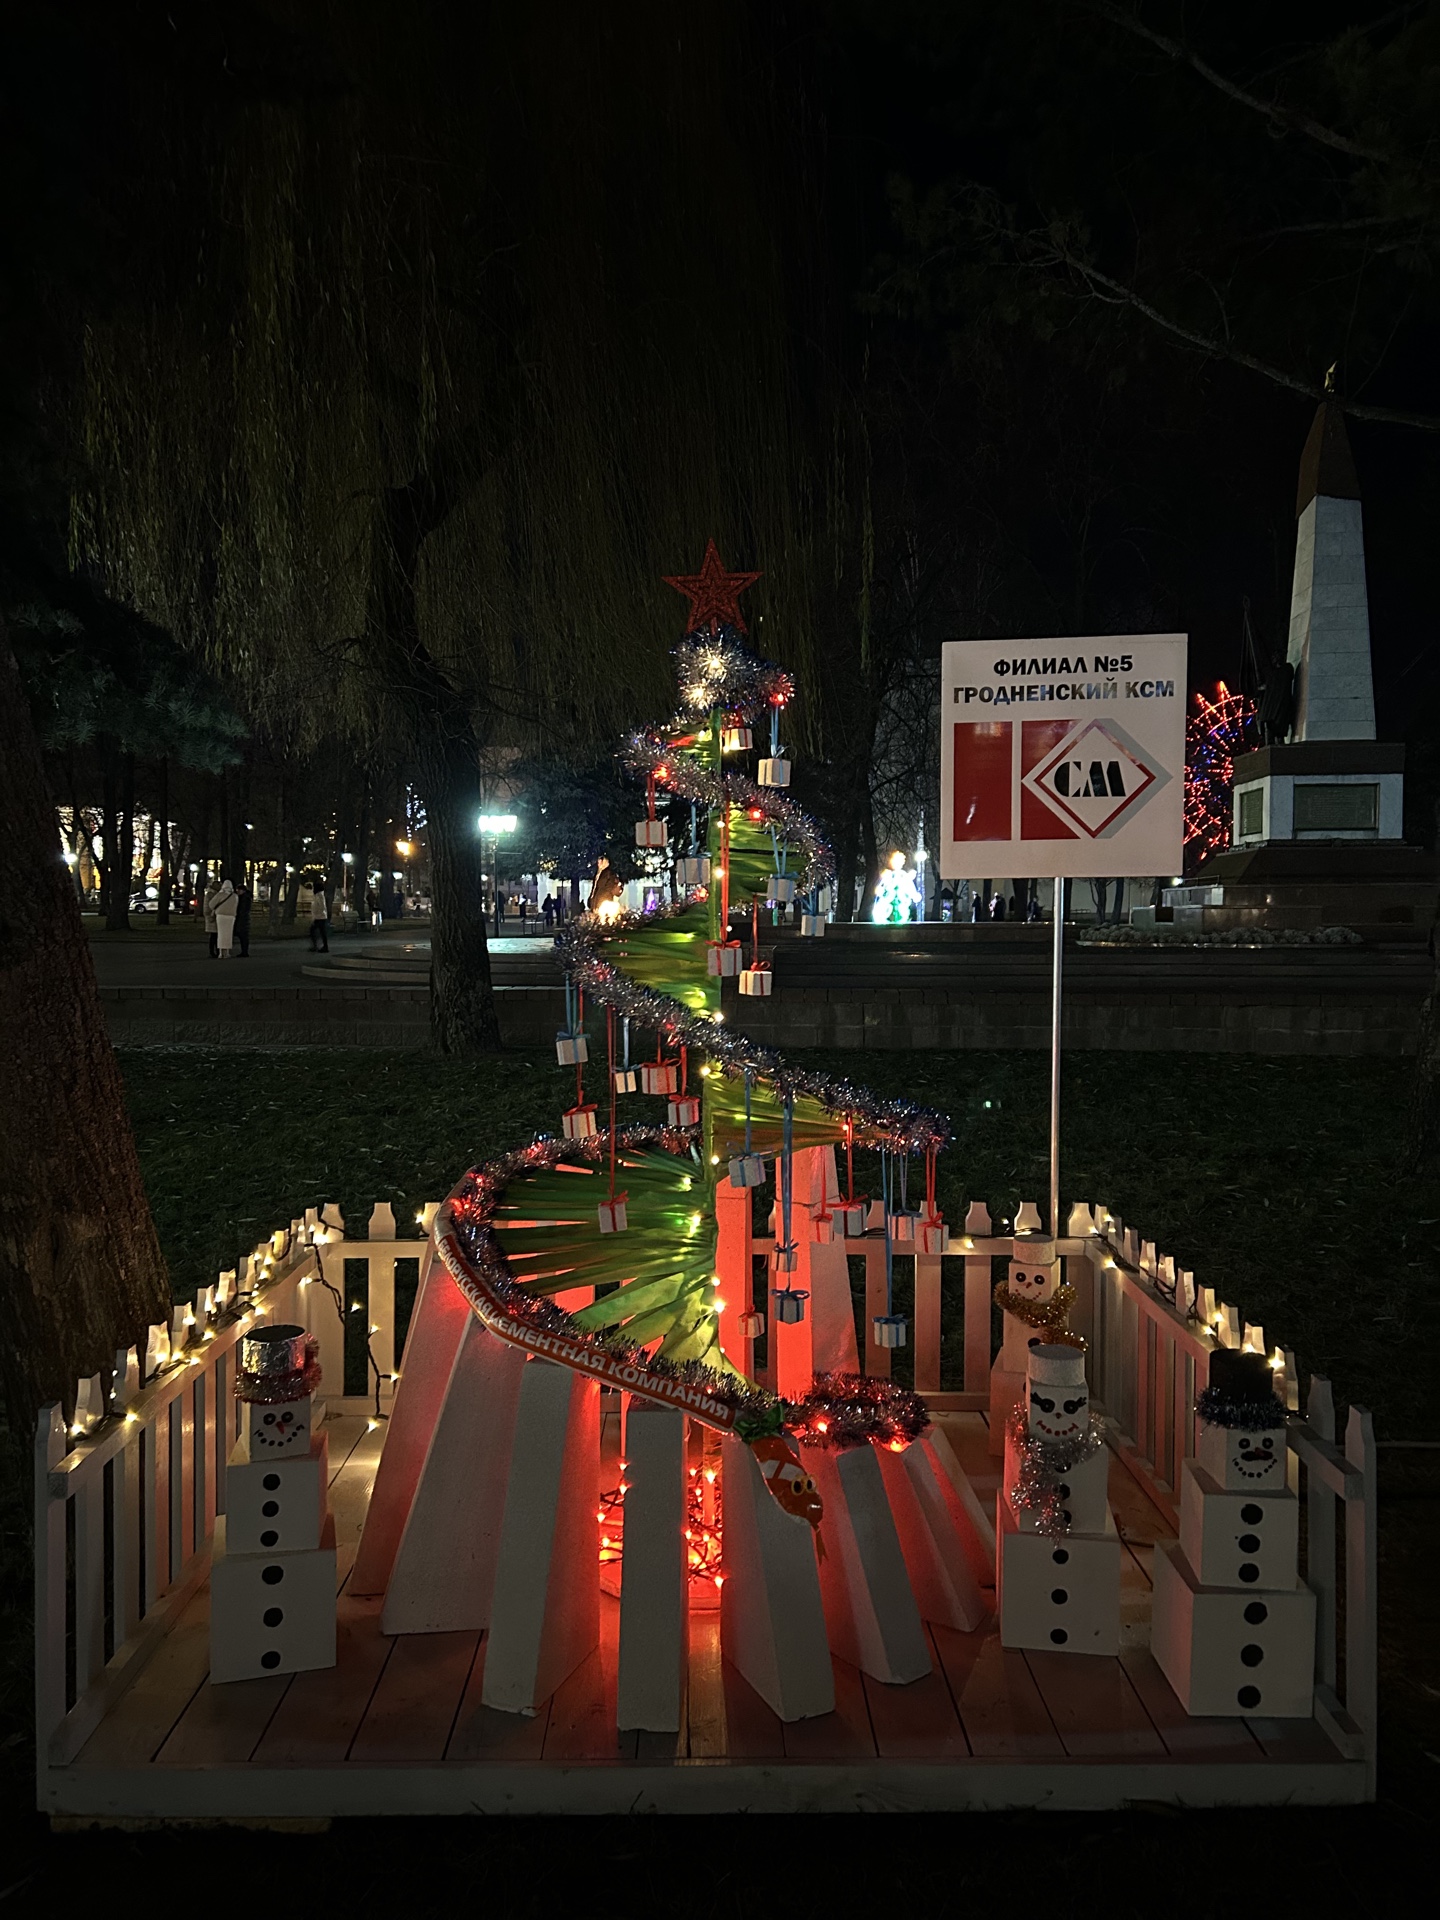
[
  {"xmin": 212, "ymin": 874, "xmax": 239, "ymax": 957},
  {"xmin": 203, "ymin": 875, "xmax": 235, "ymax": 959}
]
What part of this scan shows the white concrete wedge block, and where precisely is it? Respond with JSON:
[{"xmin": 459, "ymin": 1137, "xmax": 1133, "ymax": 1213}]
[
  {"xmin": 350, "ymin": 1246, "xmax": 471, "ymax": 1596},
  {"xmin": 882, "ymin": 1440, "xmax": 988, "ymax": 1631},
  {"xmin": 481, "ymin": 1360, "xmax": 600, "ymax": 1714},
  {"xmin": 617, "ymin": 1403, "xmax": 687, "ymax": 1732},
  {"xmin": 916, "ymin": 1426, "xmax": 996, "ymax": 1586},
  {"xmin": 383, "ymin": 1317, "xmax": 527, "ymax": 1634},
  {"xmin": 721, "ymin": 1436, "xmax": 833, "ymax": 1722},
  {"xmin": 812, "ymin": 1444, "xmax": 931, "ymax": 1685}
]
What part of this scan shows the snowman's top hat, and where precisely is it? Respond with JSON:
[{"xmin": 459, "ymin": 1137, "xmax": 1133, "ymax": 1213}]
[
  {"xmin": 236, "ymin": 1323, "xmax": 320, "ymax": 1404},
  {"xmin": 1197, "ymin": 1347, "xmax": 1285, "ymax": 1430}
]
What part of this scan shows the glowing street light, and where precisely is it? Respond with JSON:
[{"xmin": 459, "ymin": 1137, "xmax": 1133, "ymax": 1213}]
[{"xmin": 477, "ymin": 814, "xmax": 518, "ymax": 936}]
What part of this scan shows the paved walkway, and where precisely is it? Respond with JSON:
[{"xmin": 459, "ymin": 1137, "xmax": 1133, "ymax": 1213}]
[{"xmin": 86, "ymin": 926, "xmax": 554, "ymax": 990}]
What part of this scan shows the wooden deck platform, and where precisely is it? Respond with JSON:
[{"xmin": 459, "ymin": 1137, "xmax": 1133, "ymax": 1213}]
[{"xmin": 44, "ymin": 1409, "xmax": 1364, "ymax": 1818}]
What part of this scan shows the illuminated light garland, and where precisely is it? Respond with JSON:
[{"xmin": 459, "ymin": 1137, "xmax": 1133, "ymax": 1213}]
[
  {"xmin": 1004, "ymin": 1400, "xmax": 1106, "ymax": 1538},
  {"xmin": 1185, "ymin": 682, "xmax": 1257, "ymax": 862},
  {"xmin": 786, "ymin": 1372, "xmax": 930, "ymax": 1453},
  {"xmin": 672, "ymin": 629, "xmax": 794, "ymax": 720}
]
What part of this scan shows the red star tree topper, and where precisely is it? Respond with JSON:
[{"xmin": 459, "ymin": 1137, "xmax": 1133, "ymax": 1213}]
[{"xmin": 662, "ymin": 539, "xmax": 762, "ymax": 635}]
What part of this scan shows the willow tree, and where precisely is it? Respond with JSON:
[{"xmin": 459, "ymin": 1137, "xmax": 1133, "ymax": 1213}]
[{"xmin": 70, "ymin": 0, "xmax": 862, "ymax": 1048}]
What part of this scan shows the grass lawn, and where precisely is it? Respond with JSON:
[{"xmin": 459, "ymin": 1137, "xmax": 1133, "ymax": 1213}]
[{"xmin": 120, "ymin": 1046, "xmax": 1439, "ymax": 1437}]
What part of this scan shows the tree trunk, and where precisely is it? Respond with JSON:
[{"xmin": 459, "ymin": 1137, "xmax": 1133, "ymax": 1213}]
[
  {"xmin": 355, "ymin": 770, "xmax": 371, "ymax": 930},
  {"xmin": 858, "ymin": 791, "xmax": 880, "ymax": 925},
  {"xmin": 0, "ymin": 636, "xmax": 170, "ymax": 1427},
  {"xmin": 157, "ymin": 756, "xmax": 171, "ymax": 924},
  {"xmin": 415, "ymin": 726, "xmax": 502, "ymax": 1052},
  {"xmin": 271, "ymin": 770, "xmax": 285, "ymax": 933}
]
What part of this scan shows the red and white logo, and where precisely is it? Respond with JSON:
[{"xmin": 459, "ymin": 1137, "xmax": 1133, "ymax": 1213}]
[{"xmin": 1023, "ymin": 720, "xmax": 1161, "ymax": 840}]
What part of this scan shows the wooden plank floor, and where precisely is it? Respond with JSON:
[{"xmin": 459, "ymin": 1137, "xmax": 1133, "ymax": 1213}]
[{"xmin": 68, "ymin": 1411, "xmax": 1350, "ymax": 1787}]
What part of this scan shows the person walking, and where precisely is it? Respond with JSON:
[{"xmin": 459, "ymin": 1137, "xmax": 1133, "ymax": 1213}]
[
  {"xmin": 234, "ymin": 881, "xmax": 253, "ymax": 958},
  {"xmin": 212, "ymin": 873, "xmax": 239, "ymax": 957},
  {"xmin": 542, "ymin": 894, "xmax": 555, "ymax": 931},
  {"xmin": 518, "ymin": 896, "xmax": 529, "ymax": 936},
  {"xmin": 309, "ymin": 880, "xmax": 330, "ymax": 952}
]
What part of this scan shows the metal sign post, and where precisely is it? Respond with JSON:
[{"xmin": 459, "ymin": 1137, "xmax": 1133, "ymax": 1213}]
[
  {"xmin": 1050, "ymin": 875, "xmax": 1063, "ymax": 1237},
  {"xmin": 937, "ymin": 635, "xmax": 1187, "ymax": 1237}
]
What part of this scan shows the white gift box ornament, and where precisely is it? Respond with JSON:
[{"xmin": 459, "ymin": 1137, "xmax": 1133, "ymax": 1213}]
[
  {"xmin": 597, "ymin": 1195, "xmax": 628, "ymax": 1234},
  {"xmin": 739, "ymin": 965, "xmax": 772, "ymax": 996},
  {"xmin": 706, "ymin": 940, "xmax": 743, "ymax": 977},
  {"xmin": 918, "ymin": 1214, "xmax": 949, "ymax": 1254},
  {"xmin": 889, "ymin": 1210, "xmax": 918, "ymax": 1244},
  {"xmin": 676, "ymin": 855, "xmax": 711, "ymax": 887},
  {"xmin": 667, "ymin": 1094, "xmax": 701, "ymax": 1127},
  {"xmin": 811, "ymin": 1208, "xmax": 836, "ymax": 1244},
  {"xmin": 635, "ymin": 817, "xmax": 668, "ymax": 847},
  {"xmin": 612, "ymin": 1065, "xmax": 639, "ymax": 1093},
  {"xmin": 729, "ymin": 1153, "xmax": 765, "ymax": 1189},
  {"xmin": 757, "ymin": 755, "xmax": 791, "ymax": 787},
  {"xmin": 640, "ymin": 1061, "xmax": 678, "ymax": 1095},
  {"xmin": 799, "ymin": 913, "xmax": 826, "ymax": 937},
  {"xmin": 738, "ymin": 1310, "xmax": 766, "ymax": 1339},
  {"xmin": 555, "ymin": 1029, "xmax": 588, "ymax": 1065},
  {"xmin": 771, "ymin": 1289, "xmax": 808, "ymax": 1324},
  {"xmin": 721, "ymin": 724, "xmax": 753, "ymax": 753},
  {"xmin": 835, "ymin": 1199, "xmax": 868, "ymax": 1237},
  {"xmin": 872, "ymin": 1315, "xmax": 908, "ymax": 1349},
  {"xmin": 767, "ymin": 873, "xmax": 796, "ymax": 904},
  {"xmin": 562, "ymin": 1103, "xmax": 598, "ymax": 1140},
  {"xmin": 771, "ymin": 1246, "xmax": 799, "ymax": 1275}
]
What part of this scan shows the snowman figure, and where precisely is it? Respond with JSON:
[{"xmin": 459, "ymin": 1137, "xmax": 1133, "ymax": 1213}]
[
  {"xmin": 1152, "ymin": 1347, "xmax": 1316, "ymax": 1717},
  {"xmin": 211, "ymin": 1323, "xmax": 336, "ymax": 1684}
]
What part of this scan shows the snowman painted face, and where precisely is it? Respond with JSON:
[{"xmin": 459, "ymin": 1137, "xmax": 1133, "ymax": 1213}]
[
  {"xmin": 1010, "ymin": 1261, "xmax": 1058, "ymax": 1303},
  {"xmin": 254, "ymin": 1404, "xmax": 308, "ymax": 1450},
  {"xmin": 1028, "ymin": 1382, "xmax": 1088, "ymax": 1443},
  {"xmin": 1229, "ymin": 1429, "xmax": 1282, "ymax": 1484}
]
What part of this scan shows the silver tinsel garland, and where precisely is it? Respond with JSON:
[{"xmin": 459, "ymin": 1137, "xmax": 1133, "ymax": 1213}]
[{"xmin": 1005, "ymin": 1401, "xmax": 1106, "ymax": 1538}]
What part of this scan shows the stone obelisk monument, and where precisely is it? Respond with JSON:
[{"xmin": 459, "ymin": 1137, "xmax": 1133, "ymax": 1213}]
[{"xmin": 1198, "ymin": 383, "xmax": 1430, "ymax": 938}]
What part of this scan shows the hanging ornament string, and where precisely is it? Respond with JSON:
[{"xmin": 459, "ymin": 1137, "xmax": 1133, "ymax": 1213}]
[
  {"xmin": 845, "ymin": 1115, "xmax": 855, "ymax": 1205},
  {"xmin": 751, "ymin": 897, "xmax": 760, "ymax": 970},
  {"xmin": 882, "ymin": 1148, "xmax": 895, "ymax": 1319},
  {"xmin": 720, "ymin": 799, "xmax": 732, "ymax": 928},
  {"xmin": 607, "ymin": 1005, "xmax": 618, "ymax": 1201},
  {"xmin": 622, "ymin": 1015, "xmax": 631, "ymax": 1073},
  {"xmin": 680, "ymin": 1044, "xmax": 688, "ymax": 1097},
  {"xmin": 743, "ymin": 1068, "xmax": 754, "ymax": 1158},
  {"xmin": 645, "ymin": 767, "xmax": 658, "ymax": 825},
  {"xmin": 780, "ymin": 1091, "xmax": 796, "ymax": 1269},
  {"xmin": 770, "ymin": 699, "xmax": 781, "ymax": 760},
  {"xmin": 925, "ymin": 1146, "xmax": 937, "ymax": 1222}
]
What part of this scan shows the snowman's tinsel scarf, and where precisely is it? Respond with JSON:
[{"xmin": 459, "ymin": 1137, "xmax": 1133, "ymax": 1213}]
[{"xmin": 1005, "ymin": 1401, "xmax": 1105, "ymax": 1537}]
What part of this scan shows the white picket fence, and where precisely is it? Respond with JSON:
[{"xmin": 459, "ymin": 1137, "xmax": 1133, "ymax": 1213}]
[{"xmin": 34, "ymin": 1192, "xmax": 1376, "ymax": 1794}]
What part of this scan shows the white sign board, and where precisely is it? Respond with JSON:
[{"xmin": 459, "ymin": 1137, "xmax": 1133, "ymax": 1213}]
[{"xmin": 939, "ymin": 635, "xmax": 1187, "ymax": 880}]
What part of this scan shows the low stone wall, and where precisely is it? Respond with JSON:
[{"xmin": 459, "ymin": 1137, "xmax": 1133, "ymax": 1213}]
[
  {"xmin": 732, "ymin": 940, "xmax": 1426, "ymax": 1056},
  {"xmin": 99, "ymin": 944, "xmax": 1427, "ymax": 1056}
]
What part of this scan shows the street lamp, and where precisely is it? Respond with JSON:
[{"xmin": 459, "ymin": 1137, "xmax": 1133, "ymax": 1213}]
[{"xmin": 477, "ymin": 813, "xmax": 518, "ymax": 938}]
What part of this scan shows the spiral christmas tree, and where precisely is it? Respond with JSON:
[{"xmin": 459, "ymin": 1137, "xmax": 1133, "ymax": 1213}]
[{"xmin": 434, "ymin": 545, "xmax": 950, "ymax": 1517}]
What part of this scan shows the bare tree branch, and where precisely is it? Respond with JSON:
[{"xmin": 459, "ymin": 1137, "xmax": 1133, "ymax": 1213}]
[
  {"xmin": 1072, "ymin": 0, "xmax": 1407, "ymax": 169},
  {"xmin": 1033, "ymin": 233, "xmax": 1440, "ymax": 429}
]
